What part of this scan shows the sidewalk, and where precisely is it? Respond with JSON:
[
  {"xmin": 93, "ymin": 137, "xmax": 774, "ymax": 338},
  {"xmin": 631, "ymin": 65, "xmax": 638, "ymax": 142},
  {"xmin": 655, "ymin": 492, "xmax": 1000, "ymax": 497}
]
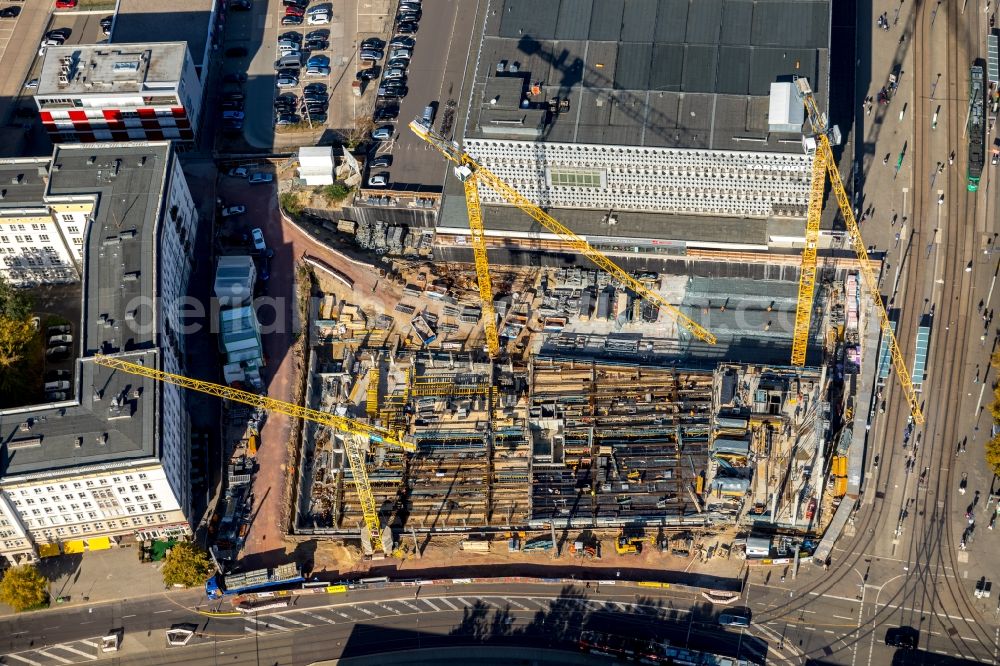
[{"xmin": 0, "ymin": 547, "xmax": 172, "ymax": 617}]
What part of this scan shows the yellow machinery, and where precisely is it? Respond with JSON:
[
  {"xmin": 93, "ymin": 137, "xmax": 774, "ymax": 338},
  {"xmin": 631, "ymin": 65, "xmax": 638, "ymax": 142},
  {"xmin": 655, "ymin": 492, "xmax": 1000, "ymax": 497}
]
[
  {"xmin": 366, "ymin": 357, "xmax": 380, "ymax": 419},
  {"xmin": 615, "ymin": 535, "xmax": 643, "ymax": 555},
  {"xmin": 790, "ymin": 147, "xmax": 827, "ymax": 366},
  {"xmin": 409, "ymin": 121, "xmax": 717, "ymax": 346},
  {"xmin": 92, "ymin": 355, "xmax": 414, "ymax": 553},
  {"xmin": 790, "ymin": 78, "xmax": 924, "ymax": 425}
]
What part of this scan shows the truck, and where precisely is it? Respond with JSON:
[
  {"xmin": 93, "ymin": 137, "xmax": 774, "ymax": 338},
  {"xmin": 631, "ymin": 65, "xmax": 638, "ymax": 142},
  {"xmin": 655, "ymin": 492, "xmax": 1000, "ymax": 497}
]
[{"xmin": 205, "ymin": 563, "xmax": 303, "ymax": 599}]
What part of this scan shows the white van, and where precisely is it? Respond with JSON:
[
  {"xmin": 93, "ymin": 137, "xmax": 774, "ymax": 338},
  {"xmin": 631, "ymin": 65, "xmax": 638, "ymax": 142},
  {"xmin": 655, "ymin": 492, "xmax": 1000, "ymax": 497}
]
[{"xmin": 44, "ymin": 380, "xmax": 70, "ymax": 391}]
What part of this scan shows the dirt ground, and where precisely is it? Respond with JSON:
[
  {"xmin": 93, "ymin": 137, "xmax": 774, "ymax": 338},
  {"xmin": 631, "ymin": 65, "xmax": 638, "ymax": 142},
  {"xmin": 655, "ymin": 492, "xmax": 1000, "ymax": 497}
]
[{"xmin": 308, "ymin": 527, "xmax": 746, "ymax": 583}]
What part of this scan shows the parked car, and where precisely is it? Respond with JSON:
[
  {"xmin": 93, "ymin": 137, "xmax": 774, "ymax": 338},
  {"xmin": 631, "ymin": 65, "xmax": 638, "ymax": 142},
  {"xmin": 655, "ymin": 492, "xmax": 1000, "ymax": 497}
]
[
  {"xmin": 222, "ymin": 111, "xmax": 245, "ymax": 121},
  {"xmin": 372, "ymin": 125, "xmax": 393, "ymax": 140},
  {"xmin": 360, "ymin": 49, "xmax": 384, "ymax": 61},
  {"xmin": 228, "ymin": 166, "xmax": 249, "ymax": 178},
  {"xmin": 278, "ymin": 40, "xmax": 300, "ymax": 52},
  {"xmin": 275, "ymin": 114, "xmax": 300, "ymax": 126},
  {"xmin": 303, "ymin": 92, "xmax": 327, "ymax": 103},
  {"xmin": 280, "ymin": 30, "xmax": 302, "ymax": 42},
  {"xmin": 884, "ymin": 627, "xmax": 918, "ymax": 650},
  {"xmin": 0, "ymin": 6, "xmax": 20, "ymax": 17},
  {"xmin": 389, "ymin": 36, "xmax": 415, "ymax": 48},
  {"xmin": 223, "ymin": 120, "xmax": 244, "ymax": 130},
  {"xmin": 370, "ymin": 155, "xmax": 392, "ymax": 168},
  {"xmin": 45, "ymin": 392, "xmax": 68, "ymax": 401},
  {"xmin": 304, "ymin": 104, "xmax": 327, "ymax": 116},
  {"xmin": 46, "ymin": 346, "xmax": 70, "ymax": 359},
  {"xmin": 399, "ymin": 2, "xmax": 421, "ymax": 12},
  {"xmin": 276, "ymin": 75, "xmax": 299, "ymax": 88},
  {"xmin": 24, "ymin": 78, "xmax": 39, "ymax": 89},
  {"xmin": 307, "ymin": 113, "xmax": 327, "ymax": 123},
  {"xmin": 99, "ymin": 16, "xmax": 113, "ymax": 29},
  {"xmin": 305, "ymin": 66, "xmax": 330, "ymax": 77},
  {"xmin": 55, "ymin": 0, "xmax": 77, "ymax": 8},
  {"xmin": 47, "ymin": 325, "xmax": 71, "ymax": 336},
  {"xmin": 48, "ymin": 334, "xmax": 73, "ymax": 345},
  {"xmin": 307, "ymin": 12, "xmax": 330, "ymax": 24},
  {"xmin": 306, "ymin": 55, "xmax": 330, "ymax": 67},
  {"xmin": 396, "ymin": 21, "xmax": 418, "ymax": 34},
  {"xmin": 221, "ymin": 205, "xmax": 246, "ymax": 217},
  {"xmin": 249, "ymin": 172, "xmax": 274, "ymax": 185},
  {"xmin": 251, "ymin": 227, "xmax": 266, "ymax": 250},
  {"xmin": 45, "ymin": 369, "xmax": 70, "ymax": 381},
  {"xmin": 303, "ymin": 83, "xmax": 327, "ymax": 94},
  {"xmin": 357, "ymin": 66, "xmax": 380, "ymax": 80},
  {"xmin": 225, "ymin": 47, "xmax": 248, "ymax": 58},
  {"xmin": 397, "ymin": 10, "xmax": 421, "ymax": 22},
  {"xmin": 305, "ymin": 3, "xmax": 329, "ymax": 14},
  {"xmin": 368, "ymin": 173, "xmax": 389, "ymax": 187},
  {"xmin": 373, "ymin": 105, "xmax": 399, "ymax": 121},
  {"xmin": 306, "ymin": 29, "xmax": 328, "ymax": 40},
  {"xmin": 383, "ymin": 67, "xmax": 406, "ymax": 81},
  {"xmin": 385, "ymin": 57, "xmax": 409, "ymax": 71},
  {"xmin": 281, "ymin": 14, "xmax": 303, "ymax": 25},
  {"xmin": 275, "ymin": 93, "xmax": 297, "ymax": 105},
  {"xmin": 223, "ymin": 73, "xmax": 247, "ymax": 84},
  {"xmin": 388, "ymin": 47, "xmax": 412, "ymax": 61},
  {"xmin": 223, "ymin": 90, "xmax": 245, "ymax": 101},
  {"xmin": 378, "ymin": 84, "xmax": 408, "ymax": 99},
  {"xmin": 222, "ymin": 101, "xmax": 244, "ymax": 111},
  {"xmin": 282, "ymin": 0, "xmax": 307, "ymax": 6},
  {"xmin": 229, "ymin": 0, "xmax": 252, "ymax": 9},
  {"xmin": 285, "ymin": 5, "xmax": 305, "ymax": 16},
  {"xmin": 361, "ymin": 37, "xmax": 385, "ymax": 50},
  {"xmin": 304, "ymin": 39, "xmax": 328, "ymax": 51}
]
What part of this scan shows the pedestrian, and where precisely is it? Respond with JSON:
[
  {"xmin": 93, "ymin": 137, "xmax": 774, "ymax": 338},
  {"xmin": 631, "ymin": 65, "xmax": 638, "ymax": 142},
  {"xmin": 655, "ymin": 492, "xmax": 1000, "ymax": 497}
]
[{"xmin": 884, "ymin": 153, "xmax": 890, "ymax": 165}]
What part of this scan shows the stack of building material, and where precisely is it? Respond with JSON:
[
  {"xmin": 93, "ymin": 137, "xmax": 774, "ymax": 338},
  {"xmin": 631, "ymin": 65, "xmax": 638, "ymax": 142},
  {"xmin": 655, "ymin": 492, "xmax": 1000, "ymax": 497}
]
[
  {"xmin": 490, "ymin": 424, "xmax": 531, "ymax": 525},
  {"xmin": 405, "ymin": 427, "xmax": 488, "ymax": 527}
]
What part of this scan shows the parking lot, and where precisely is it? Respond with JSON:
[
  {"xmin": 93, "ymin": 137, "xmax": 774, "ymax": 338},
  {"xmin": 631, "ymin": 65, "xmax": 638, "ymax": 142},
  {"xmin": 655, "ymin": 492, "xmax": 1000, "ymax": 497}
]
[{"xmin": 359, "ymin": 0, "xmax": 479, "ymax": 191}]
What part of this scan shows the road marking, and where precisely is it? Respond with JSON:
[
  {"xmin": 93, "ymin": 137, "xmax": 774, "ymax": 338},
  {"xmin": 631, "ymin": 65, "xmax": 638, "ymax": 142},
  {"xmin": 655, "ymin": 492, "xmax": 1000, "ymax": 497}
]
[
  {"xmin": 50, "ymin": 644, "xmax": 94, "ymax": 658},
  {"xmin": 261, "ymin": 621, "xmax": 292, "ymax": 632},
  {"xmin": 397, "ymin": 600, "xmax": 421, "ymax": 611},
  {"xmin": 244, "ymin": 624, "xmax": 257, "ymax": 634},
  {"xmin": 825, "ymin": 630, "xmax": 836, "ymax": 634},
  {"xmin": 299, "ymin": 610, "xmax": 335, "ymax": 624},
  {"xmin": 275, "ymin": 615, "xmax": 311, "ymax": 627},
  {"xmin": 420, "ymin": 598, "xmax": 439, "ymax": 611},
  {"xmin": 614, "ymin": 602, "xmax": 628, "ymax": 611},
  {"xmin": 504, "ymin": 597, "xmax": 529, "ymax": 610},
  {"xmin": 35, "ymin": 649, "xmax": 73, "ymax": 664},
  {"xmin": 6, "ymin": 655, "xmax": 43, "ymax": 666},
  {"xmin": 438, "ymin": 597, "xmax": 458, "ymax": 610},
  {"xmin": 122, "ymin": 614, "xmax": 136, "ymax": 618},
  {"xmin": 833, "ymin": 615, "xmax": 853, "ymax": 620},
  {"xmin": 79, "ymin": 640, "xmax": 98, "ymax": 648},
  {"xmin": 336, "ymin": 611, "xmax": 353, "ymax": 620},
  {"xmin": 456, "ymin": 597, "xmax": 472, "ymax": 608},
  {"xmin": 374, "ymin": 602, "xmax": 401, "ymax": 615},
  {"xmin": 805, "ymin": 626, "xmax": 817, "ymax": 631}
]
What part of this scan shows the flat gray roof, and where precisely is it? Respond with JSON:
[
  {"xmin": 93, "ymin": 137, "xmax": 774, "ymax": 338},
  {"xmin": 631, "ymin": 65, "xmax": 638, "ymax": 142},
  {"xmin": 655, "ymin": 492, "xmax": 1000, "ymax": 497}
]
[
  {"xmin": 468, "ymin": 0, "xmax": 830, "ymax": 151},
  {"xmin": 439, "ymin": 197, "xmax": 772, "ymax": 246},
  {"xmin": 48, "ymin": 143, "xmax": 170, "ymax": 357},
  {"xmin": 0, "ymin": 351, "xmax": 158, "ymax": 476},
  {"xmin": 0, "ymin": 158, "xmax": 51, "ymax": 207},
  {"xmin": 37, "ymin": 43, "xmax": 189, "ymax": 97},
  {"xmin": 0, "ymin": 143, "xmax": 174, "ymax": 478},
  {"xmin": 111, "ymin": 0, "xmax": 212, "ymax": 69}
]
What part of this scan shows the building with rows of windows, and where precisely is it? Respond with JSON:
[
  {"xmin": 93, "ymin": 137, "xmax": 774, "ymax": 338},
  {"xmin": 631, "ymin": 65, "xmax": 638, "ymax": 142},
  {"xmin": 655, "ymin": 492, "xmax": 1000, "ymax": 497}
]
[
  {"xmin": 0, "ymin": 142, "xmax": 198, "ymax": 564},
  {"xmin": 34, "ymin": 43, "xmax": 202, "ymax": 145}
]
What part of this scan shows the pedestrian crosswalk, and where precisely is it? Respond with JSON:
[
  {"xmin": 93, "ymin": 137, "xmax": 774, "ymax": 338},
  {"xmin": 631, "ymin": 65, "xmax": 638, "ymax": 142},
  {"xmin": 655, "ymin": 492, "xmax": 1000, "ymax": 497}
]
[
  {"xmin": 5, "ymin": 638, "xmax": 103, "ymax": 665},
  {"xmin": 5, "ymin": 594, "xmax": 673, "ymax": 664}
]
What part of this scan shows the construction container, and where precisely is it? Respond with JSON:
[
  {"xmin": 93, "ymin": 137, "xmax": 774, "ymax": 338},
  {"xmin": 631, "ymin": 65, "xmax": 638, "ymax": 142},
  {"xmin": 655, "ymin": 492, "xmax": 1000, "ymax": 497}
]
[
  {"xmin": 459, "ymin": 539, "xmax": 491, "ymax": 552},
  {"xmin": 834, "ymin": 476, "xmax": 848, "ymax": 497}
]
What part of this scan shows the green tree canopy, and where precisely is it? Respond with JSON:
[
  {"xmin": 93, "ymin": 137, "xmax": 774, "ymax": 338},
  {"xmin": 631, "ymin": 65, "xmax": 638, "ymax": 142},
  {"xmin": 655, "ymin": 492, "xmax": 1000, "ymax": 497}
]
[
  {"xmin": 161, "ymin": 541, "xmax": 213, "ymax": 588},
  {"xmin": 0, "ymin": 564, "xmax": 48, "ymax": 611},
  {"xmin": 987, "ymin": 434, "xmax": 1000, "ymax": 478}
]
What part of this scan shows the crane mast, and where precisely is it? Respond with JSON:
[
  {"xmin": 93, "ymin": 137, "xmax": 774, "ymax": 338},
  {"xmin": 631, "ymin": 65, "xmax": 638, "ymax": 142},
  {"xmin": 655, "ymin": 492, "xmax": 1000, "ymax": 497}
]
[
  {"xmin": 91, "ymin": 355, "xmax": 414, "ymax": 552},
  {"xmin": 790, "ymin": 148, "xmax": 826, "ymax": 366},
  {"xmin": 793, "ymin": 79, "xmax": 925, "ymax": 424},
  {"xmin": 409, "ymin": 120, "xmax": 717, "ymax": 345}
]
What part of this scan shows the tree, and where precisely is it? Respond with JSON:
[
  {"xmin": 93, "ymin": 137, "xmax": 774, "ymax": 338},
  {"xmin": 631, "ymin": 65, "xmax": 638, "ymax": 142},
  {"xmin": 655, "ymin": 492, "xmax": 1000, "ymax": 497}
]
[
  {"xmin": 0, "ymin": 564, "xmax": 48, "ymax": 611},
  {"xmin": 987, "ymin": 434, "xmax": 1000, "ymax": 477},
  {"xmin": 341, "ymin": 114, "xmax": 376, "ymax": 151},
  {"xmin": 321, "ymin": 182, "xmax": 353, "ymax": 203},
  {"xmin": 0, "ymin": 275, "xmax": 31, "ymax": 322},
  {"xmin": 161, "ymin": 541, "xmax": 213, "ymax": 588},
  {"xmin": 0, "ymin": 316, "xmax": 35, "ymax": 369}
]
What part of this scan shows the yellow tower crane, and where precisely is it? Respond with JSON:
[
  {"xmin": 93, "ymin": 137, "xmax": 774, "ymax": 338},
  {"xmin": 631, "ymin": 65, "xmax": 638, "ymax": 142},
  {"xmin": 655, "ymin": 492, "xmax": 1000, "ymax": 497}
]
[
  {"xmin": 91, "ymin": 355, "xmax": 415, "ymax": 552},
  {"xmin": 409, "ymin": 121, "xmax": 717, "ymax": 346},
  {"xmin": 790, "ymin": 78, "xmax": 924, "ymax": 425},
  {"xmin": 366, "ymin": 355, "xmax": 380, "ymax": 419}
]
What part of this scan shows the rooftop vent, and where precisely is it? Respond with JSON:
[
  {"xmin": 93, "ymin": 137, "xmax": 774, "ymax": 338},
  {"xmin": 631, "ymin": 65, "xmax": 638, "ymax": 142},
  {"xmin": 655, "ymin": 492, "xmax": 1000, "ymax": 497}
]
[
  {"xmin": 9, "ymin": 438, "xmax": 42, "ymax": 451},
  {"xmin": 97, "ymin": 432, "xmax": 108, "ymax": 446},
  {"xmin": 87, "ymin": 156, "xmax": 96, "ymax": 165},
  {"xmin": 119, "ymin": 228, "xmax": 137, "ymax": 239},
  {"xmin": 73, "ymin": 437, "xmax": 82, "ymax": 448},
  {"xmin": 122, "ymin": 271, "xmax": 139, "ymax": 282},
  {"xmin": 11, "ymin": 174, "xmax": 23, "ymax": 184},
  {"xmin": 18, "ymin": 420, "xmax": 32, "ymax": 432}
]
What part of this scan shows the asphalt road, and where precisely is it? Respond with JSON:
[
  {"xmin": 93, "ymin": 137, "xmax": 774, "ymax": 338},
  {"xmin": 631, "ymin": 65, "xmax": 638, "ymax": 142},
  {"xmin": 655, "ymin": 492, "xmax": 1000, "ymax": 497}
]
[
  {"xmin": 0, "ymin": 583, "xmax": 770, "ymax": 665},
  {"xmin": 744, "ymin": 2, "xmax": 1000, "ymax": 665}
]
